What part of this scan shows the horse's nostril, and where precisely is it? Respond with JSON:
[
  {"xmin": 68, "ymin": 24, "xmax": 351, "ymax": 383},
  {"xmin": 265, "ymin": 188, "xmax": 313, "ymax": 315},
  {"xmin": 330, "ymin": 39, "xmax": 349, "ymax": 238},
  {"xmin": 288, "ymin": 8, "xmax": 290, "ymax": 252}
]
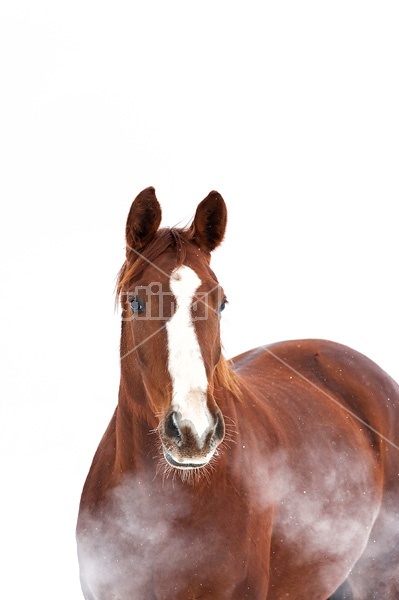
[
  {"xmin": 214, "ymin": 414, "xmax": 225, "ymax": 442},
  {"xmin": 164, "ymin": 411, "xmax": 182, "ymax": 442}
]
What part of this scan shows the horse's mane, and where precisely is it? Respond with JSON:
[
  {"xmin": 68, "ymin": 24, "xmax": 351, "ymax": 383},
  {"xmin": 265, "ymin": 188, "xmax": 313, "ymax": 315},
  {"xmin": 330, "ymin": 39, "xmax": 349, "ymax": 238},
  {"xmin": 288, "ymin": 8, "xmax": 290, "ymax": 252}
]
[
  {"xmin": 117, "ymin": 227, "xmax": 242, "ymax": 399},
  {"xmin": 214, "ymin": 355, "xmax": 242, "ymax": 400}
]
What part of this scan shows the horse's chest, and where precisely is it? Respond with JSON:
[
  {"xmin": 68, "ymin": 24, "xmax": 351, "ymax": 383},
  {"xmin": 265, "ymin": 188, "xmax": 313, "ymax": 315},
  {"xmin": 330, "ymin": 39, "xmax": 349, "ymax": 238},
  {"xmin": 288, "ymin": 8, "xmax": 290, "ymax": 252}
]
[{"xmin": 78, "ymin": 480, "xmax": 267, "ymax": 599}]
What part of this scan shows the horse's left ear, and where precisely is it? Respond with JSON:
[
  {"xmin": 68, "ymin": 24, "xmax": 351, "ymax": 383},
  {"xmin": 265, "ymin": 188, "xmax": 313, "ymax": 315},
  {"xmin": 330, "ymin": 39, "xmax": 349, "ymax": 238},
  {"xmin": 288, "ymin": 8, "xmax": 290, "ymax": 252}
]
[{"xmin": 190, "ymin": 191, "xmax": 227, "ymax": 252}]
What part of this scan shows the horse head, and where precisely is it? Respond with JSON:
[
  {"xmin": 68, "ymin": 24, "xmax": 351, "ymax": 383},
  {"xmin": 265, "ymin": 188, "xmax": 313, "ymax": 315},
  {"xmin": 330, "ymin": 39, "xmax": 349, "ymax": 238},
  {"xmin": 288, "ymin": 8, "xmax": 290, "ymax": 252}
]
[{"xmin": 117, "ymin": 187, "xmax": 230, "ymax": 472}]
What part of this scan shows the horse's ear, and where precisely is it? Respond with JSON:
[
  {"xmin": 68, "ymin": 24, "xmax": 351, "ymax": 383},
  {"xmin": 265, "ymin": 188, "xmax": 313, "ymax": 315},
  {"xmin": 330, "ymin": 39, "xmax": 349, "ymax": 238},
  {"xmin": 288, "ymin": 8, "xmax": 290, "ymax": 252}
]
[
  {"xmin": 125, "ymin": 187, "xmax": 162, "ymax": 254},
  {"xmin": 190, "ymin": 191, "xmax": 227, "ymax": 252}
]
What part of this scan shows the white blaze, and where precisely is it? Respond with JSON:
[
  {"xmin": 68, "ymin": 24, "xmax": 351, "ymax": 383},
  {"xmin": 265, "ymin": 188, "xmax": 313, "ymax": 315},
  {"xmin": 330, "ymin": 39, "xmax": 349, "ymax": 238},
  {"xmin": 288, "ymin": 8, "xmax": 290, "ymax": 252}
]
[{"xmin": 166, "ymin": 265, "xmax": 210, "ymax": 439}]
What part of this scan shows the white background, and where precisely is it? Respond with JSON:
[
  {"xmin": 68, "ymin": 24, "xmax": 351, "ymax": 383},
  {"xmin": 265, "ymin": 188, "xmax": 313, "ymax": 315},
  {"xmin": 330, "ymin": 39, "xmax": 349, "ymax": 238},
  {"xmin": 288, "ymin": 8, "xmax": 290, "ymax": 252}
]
[{"xmin": 1, "ymin": 1, "xmax": 398, "ymax": 598}]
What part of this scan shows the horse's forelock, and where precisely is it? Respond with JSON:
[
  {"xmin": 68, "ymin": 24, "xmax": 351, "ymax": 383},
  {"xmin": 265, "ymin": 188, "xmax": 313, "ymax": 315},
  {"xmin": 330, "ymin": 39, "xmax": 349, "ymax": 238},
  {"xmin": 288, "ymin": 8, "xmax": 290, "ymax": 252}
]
[{"xmin": 116, "ymin": 227, "xmax": 192, "ymax": 298}]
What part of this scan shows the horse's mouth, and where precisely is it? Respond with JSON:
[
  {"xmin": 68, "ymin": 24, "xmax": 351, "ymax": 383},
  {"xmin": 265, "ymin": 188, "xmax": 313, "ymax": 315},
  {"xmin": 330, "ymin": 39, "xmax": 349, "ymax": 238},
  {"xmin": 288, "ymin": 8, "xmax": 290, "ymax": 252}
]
[{"xmin": 163, "ymin": 449, "xmax": 208, "ymax": 470}]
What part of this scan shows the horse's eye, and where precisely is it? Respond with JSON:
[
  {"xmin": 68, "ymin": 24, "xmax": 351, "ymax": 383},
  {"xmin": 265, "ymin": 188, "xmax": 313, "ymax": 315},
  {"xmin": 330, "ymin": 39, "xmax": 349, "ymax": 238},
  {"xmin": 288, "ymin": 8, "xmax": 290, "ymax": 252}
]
[
  {"xmin": 218, "ymin": 299, "xmax": 227, "ymax": 313},
  {"xmin": 130, "ymin": 297, "xmax": 145, "ymax": 315}
]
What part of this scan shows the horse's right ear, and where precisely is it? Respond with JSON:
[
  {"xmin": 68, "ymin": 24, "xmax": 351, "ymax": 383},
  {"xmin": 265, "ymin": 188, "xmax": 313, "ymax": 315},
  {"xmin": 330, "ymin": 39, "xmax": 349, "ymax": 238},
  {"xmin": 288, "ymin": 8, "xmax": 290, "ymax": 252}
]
[{"xmin": 125, "ymin": 187, "xmax": 162, "ymax": 255}]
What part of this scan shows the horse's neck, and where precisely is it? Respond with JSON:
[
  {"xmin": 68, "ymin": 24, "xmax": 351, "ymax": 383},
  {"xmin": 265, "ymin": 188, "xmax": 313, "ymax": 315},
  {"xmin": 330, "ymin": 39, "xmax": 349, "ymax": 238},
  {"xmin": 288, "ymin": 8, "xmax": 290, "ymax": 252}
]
[{"xmin": 115, "ymin": 368, "xmax": 158, "ymax": 473}]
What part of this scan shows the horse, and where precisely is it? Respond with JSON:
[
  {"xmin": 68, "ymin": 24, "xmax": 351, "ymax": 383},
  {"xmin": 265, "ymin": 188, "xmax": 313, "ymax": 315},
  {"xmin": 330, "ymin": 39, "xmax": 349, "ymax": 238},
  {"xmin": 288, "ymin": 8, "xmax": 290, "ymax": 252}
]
[{"xmin": 76, "ymin": 187, "xmax": 399, "ymax": 599}]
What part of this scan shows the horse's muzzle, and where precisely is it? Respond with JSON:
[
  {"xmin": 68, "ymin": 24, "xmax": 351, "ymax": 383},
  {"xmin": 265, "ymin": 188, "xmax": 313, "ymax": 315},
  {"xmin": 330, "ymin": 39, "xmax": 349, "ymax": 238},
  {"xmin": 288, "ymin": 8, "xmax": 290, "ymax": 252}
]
[{"xmin": 159, "ymin": 409, "xmax": 225, "ymax": 469}]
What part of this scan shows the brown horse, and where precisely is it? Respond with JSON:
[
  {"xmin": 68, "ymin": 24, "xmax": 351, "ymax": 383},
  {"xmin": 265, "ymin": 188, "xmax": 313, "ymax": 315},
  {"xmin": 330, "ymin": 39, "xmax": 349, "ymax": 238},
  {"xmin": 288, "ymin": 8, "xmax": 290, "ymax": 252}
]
[{"xmin": 77, "ymin": 188, "xmax": 399, "ymax": 599}]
